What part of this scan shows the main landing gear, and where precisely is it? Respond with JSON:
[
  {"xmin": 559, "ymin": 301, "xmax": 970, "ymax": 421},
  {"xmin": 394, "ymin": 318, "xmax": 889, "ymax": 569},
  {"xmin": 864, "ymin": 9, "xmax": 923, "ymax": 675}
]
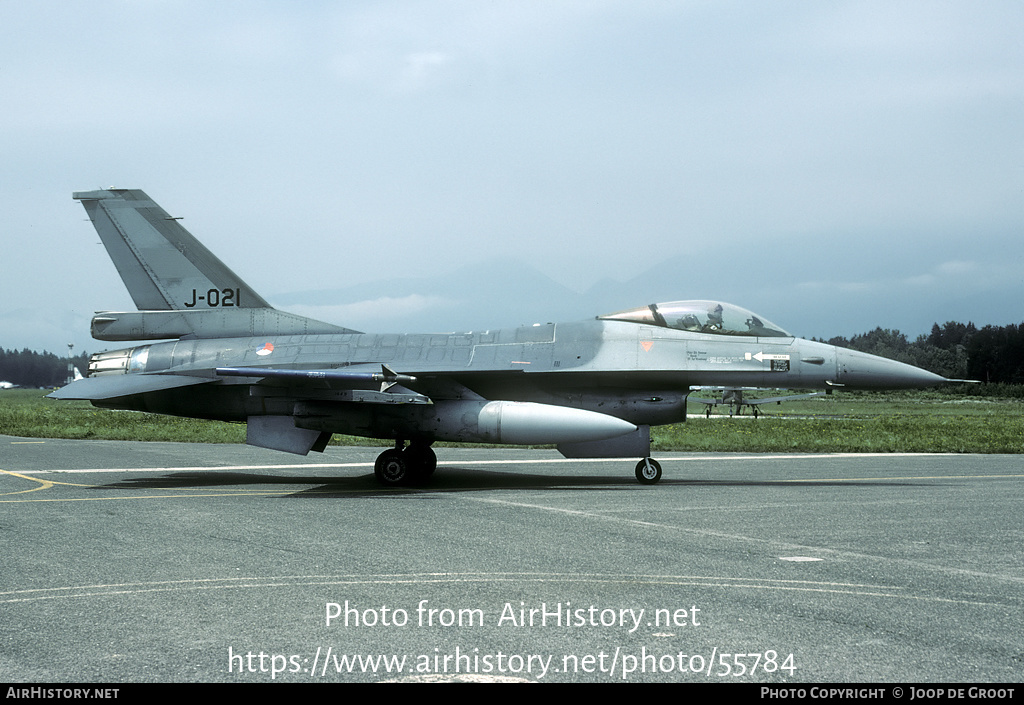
[
  {"xmin": 374, "ymin": 442, "xmax": 663, "ymax": 486},
  {"xmin": 374, "ymin": 440, "xmax": 437, "ymax": 487},
  {"xmin": 635, "ymin": 457, "xmax": 662, "ymax": 485}
]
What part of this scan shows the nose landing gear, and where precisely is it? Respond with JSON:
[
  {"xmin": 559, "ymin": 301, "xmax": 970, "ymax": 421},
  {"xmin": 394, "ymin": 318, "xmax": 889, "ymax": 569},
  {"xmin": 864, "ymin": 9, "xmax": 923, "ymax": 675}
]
[{"xmin": 635, "ymin": 457, "xmax": 662, "ymax": 484}]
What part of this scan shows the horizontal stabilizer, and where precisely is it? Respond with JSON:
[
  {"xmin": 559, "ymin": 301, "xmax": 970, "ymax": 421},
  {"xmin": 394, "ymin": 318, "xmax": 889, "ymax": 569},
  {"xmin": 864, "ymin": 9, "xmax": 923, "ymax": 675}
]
[{"xmin": 47, "ymin": 373, "xmax": 212, "ymax": 401}]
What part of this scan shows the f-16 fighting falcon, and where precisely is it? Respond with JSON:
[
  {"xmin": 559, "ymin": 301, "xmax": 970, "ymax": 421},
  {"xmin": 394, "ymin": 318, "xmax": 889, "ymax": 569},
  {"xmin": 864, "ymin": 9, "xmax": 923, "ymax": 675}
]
[{"xmin": 50, "ymin": 189, "xmax": 950, "ymax": 485}]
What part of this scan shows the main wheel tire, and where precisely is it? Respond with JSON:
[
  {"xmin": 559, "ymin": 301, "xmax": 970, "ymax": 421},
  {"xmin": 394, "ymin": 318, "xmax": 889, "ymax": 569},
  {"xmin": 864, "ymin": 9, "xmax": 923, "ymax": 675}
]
[
  {"xmin": 403, "ymin": 444, "xmax": 437, "ymax": 482},
  {"xmin": 635, "ymin": 457, "xmax": 662, "ymax": 485},
  {"xmin": 374, "ymin": 448, "xmax": 410, "ymax": 486}
]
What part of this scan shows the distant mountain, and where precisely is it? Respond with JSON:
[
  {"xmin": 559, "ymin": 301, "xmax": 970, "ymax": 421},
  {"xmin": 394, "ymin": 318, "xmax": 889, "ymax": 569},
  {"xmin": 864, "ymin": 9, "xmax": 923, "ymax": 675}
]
[
  {"xmin": 272, "ymin": 257, "xmax": 591, "ymax": 333},
  {"xmin": 268, "ymin": 252, "xmax": 996, "ymax": 340},
  {"xmin": 265, "ymin": 254, "xmax": 812, "ymax": 336}
]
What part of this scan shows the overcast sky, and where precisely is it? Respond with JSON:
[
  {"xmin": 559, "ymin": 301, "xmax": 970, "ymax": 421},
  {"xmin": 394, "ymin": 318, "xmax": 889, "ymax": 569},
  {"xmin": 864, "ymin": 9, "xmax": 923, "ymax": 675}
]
[{"xmin": 2, "ymin": 1, "xmax": 1022, "ymax": 353}]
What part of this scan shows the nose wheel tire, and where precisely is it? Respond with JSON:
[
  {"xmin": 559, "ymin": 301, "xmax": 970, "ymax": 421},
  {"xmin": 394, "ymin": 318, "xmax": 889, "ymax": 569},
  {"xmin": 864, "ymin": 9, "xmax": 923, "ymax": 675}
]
[{"xmin": 635, "ymin": 457, "xmax": 662, "ymax": 485}]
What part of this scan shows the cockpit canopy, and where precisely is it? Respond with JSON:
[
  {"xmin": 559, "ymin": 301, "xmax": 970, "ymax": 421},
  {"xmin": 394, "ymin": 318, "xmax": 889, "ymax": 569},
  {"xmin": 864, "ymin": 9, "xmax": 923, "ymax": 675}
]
[{"xmin": 598, "ymin": 300, "xmax": 792, "ymax": 338}]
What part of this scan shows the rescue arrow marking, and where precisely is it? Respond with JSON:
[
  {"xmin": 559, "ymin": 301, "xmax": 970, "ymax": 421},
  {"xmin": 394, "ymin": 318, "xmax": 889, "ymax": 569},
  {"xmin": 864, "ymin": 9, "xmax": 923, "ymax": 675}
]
[{"xmin": 745, "ymin": 352, "xmax": 791, "ymax": 362}]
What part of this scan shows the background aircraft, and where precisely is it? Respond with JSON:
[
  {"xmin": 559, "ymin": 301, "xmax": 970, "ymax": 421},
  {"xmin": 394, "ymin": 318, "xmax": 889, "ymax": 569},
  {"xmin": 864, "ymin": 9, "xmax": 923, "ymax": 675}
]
[
  {"xmin": 690, "ymin": 387, "xmax": 826, "ymax": 418},
  {"xmin": 51, "ymin": 189, "xmax": 950, "ymax": 485}
]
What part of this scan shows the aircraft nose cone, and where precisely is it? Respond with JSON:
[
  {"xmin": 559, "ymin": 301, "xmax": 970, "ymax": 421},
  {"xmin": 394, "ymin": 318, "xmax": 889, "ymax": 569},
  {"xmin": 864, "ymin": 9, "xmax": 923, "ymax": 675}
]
[{"xmin": 835, "ymin": 348, "xmax": 947, "ymax": 389}]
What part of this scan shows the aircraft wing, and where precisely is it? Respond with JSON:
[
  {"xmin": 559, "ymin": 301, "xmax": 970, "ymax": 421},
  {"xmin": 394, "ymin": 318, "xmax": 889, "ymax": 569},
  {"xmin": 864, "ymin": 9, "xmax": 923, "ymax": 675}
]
[
  {"xmin": 47, "ymin": 373, "xmax": 214, "ymax": 401},
  {"xmin": 214, "ymin": 364, "xmax": 490, "ymax": 401},
  {"xmin": 742, "ymin": 392, "xmax": 826, "ymax": 405},
  {"xmin": 690, "ymin": 389, "xmax": 826, "ymax": 407},
  {"xmin": 50, "ymin": 362, "xmax": 497, "ymax": 404},
  {"xmin": 690, "ymin": 395, "xmax": 728, "ymax": 407}
]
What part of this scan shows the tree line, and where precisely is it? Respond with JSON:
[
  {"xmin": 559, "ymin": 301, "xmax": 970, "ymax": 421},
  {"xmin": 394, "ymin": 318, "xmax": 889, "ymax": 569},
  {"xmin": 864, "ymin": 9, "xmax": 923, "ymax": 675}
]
[
  {"xmin": 0, "ymin": 348, "xmax": 91, "ymax": 388},
  {"xmin": 2, "ymin": 320, "xmax": 1023, "ymax": 391},
  {"xmin": 821, "ymin": 320, "xmax": 1024, "ymax": 394}
]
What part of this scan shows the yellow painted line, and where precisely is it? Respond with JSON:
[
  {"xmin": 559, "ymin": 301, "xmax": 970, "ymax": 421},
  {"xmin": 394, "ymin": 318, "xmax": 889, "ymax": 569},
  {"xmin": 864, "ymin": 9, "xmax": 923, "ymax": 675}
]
[
  {"xmin": 17, "ymin": 463, "xmax": 374, "ymax": 474},
  {"xmin": 0, "ymin": 491, "xmax": 294, "ymax": 503},
  {"xmin": 0, "ymin": 468, "xmax": 93, "ymax": 496}
]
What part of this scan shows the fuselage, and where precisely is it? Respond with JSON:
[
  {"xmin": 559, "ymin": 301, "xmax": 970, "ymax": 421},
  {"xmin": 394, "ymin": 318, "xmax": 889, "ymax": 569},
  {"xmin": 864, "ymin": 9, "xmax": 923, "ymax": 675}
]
[{"xmin": 85, "ymin": 315, "xmax": 945, "ymax": 436}]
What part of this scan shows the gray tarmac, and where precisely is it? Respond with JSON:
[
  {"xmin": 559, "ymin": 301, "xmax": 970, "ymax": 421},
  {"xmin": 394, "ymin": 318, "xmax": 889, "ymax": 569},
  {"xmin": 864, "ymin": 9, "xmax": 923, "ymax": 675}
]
[{"xmin": 1, "ymin": 435, "xmax": 1021, "ymax": 683}]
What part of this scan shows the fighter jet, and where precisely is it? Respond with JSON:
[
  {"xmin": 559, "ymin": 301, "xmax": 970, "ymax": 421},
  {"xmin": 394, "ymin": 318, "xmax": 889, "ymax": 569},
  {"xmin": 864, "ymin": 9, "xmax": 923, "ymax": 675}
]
[
  {"xmin": 689, "ymin": 387, "xmax": 826, "ymax": 418},
  {"xmin": 50, "ymin": 189, "xmax": 949, "ymax": 485}
]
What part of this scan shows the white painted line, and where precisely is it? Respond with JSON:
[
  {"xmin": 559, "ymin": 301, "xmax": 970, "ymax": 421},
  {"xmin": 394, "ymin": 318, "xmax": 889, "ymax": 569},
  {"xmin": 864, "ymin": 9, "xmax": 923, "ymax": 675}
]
[{"xmin": 14, "ymin": 451, "xmax": 980, "ymax": 475}]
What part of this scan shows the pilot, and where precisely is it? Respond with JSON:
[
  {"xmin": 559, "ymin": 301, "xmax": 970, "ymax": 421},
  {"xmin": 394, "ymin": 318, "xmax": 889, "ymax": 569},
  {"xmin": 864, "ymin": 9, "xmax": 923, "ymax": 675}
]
[
  {"xmin": 675, "ymin": 313, "xmax": 701, "ymax": 331},
  {"xmin": 705, "ymin": 304, "xmax": 724, "ymax": 331}
]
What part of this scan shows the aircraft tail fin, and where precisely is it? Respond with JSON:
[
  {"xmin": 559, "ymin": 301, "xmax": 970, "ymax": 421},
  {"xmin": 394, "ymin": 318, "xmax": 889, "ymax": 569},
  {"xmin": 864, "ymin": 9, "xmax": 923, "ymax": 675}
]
[
  {"xmin": 75, "ymin": 189, "xmax": 359, "ymax": 339},
  {"xmin": 74, "ymin": 189, "xmax": 270, "ymax": 311}
]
